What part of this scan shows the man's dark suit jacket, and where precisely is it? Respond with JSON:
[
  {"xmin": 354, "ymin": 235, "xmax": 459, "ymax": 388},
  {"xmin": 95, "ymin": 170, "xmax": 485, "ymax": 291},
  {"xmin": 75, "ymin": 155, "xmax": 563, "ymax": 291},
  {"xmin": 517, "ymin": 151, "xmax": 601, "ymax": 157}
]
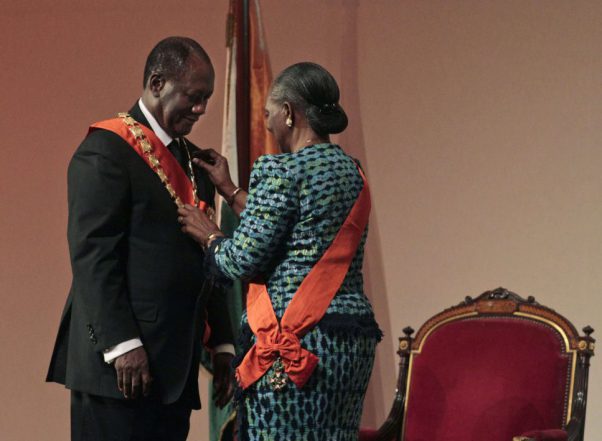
[{"xmin": 46, "ymin": 103, "xmax": 233, "ymax": 408}]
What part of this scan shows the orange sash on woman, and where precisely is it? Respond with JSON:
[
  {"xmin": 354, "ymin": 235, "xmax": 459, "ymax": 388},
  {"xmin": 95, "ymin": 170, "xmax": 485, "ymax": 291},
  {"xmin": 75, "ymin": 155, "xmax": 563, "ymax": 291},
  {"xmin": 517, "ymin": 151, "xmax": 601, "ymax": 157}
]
[
  {"xmin": 236, "ymin": 167, "xmax": 371, "ymax": 390},
  {"xmin": 89, "ymin": 114, "xmax": 208, "ymax": 211}
]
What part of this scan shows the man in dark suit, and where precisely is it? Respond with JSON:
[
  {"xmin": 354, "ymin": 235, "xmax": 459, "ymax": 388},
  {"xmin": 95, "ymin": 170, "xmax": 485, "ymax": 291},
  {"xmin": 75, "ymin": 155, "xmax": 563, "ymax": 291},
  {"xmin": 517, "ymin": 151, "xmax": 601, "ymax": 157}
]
[{"xmin": 47, "ymin": 36, "xmax": 234, "ymax": 441}]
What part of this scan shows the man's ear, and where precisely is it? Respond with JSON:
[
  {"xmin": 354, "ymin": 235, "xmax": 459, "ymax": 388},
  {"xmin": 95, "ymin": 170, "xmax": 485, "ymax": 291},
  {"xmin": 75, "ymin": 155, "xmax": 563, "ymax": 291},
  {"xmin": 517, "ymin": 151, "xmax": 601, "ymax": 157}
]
[{"xmin": 147, "ymin": 73, "xmax": 166, "ymax": 98}]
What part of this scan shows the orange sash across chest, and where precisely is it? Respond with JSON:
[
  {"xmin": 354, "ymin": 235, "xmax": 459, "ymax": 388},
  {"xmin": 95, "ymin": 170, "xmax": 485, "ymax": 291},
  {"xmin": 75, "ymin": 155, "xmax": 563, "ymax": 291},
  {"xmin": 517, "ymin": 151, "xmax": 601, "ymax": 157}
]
[
  {"xmin": 89, "ymin": 117, "xmax": 207, "ymax": 211},
  {"xmin": 236, "ymin": 167, "xmax": 371, "ymax": 390}
]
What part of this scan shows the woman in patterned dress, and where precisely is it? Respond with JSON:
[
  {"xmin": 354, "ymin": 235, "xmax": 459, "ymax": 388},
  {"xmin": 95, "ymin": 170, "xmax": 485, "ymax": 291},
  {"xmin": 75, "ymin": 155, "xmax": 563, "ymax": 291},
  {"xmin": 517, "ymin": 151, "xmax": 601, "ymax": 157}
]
[{"xmin": 178, "ymin": 62, "xmax": 381, "ymax": 441}]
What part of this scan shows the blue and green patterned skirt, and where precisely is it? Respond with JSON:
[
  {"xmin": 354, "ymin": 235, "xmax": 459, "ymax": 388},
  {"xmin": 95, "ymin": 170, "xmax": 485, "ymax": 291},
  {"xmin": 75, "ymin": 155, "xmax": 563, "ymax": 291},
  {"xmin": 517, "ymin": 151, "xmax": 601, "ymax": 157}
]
[{"xmin": 234, "ymin": 318, "xmax": 380, "ymax": 441}]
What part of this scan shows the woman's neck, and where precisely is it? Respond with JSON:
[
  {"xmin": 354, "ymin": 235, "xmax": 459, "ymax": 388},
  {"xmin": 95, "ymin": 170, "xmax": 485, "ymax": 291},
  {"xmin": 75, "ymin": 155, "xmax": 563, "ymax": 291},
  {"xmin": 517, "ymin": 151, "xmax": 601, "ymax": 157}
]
[{"xmin": 289, "ymin": 129, "xmax": 329, "ymax": 153}]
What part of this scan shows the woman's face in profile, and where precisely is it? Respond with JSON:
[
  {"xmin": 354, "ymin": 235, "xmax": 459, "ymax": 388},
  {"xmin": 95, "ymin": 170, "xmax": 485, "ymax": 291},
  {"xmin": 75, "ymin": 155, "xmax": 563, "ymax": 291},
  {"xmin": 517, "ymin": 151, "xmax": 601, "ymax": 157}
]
[{"xmin": 264, "ymin": 97, "xmax": 290, "ymax": 152}]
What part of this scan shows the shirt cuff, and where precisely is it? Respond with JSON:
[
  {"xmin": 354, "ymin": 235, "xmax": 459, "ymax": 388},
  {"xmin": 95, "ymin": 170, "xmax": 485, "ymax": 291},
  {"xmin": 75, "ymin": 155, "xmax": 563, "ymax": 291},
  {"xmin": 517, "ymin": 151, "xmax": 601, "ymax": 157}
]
[
  {"xmin": 213, "ymin": 343, "xmax": 235, "ymax": 355},
  {"xmin": 103, "ymin": 338, "xmax": 143, "ymax": 364}
]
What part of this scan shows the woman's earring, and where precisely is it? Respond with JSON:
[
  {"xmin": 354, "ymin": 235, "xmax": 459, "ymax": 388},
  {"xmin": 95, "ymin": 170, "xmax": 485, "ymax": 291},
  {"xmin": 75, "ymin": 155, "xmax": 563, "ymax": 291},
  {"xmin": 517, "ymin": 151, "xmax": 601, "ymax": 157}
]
[{"xmin": 286, "ymin": 117, "xmax": 293, "ymax": 128}]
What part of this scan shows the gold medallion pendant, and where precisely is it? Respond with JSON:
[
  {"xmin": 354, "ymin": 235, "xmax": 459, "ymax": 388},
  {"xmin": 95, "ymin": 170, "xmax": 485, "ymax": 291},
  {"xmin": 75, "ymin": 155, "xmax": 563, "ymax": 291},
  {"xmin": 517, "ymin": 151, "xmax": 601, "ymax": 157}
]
[{"xmin": 268, "ymin": 358, "xmax": 287, "ymax": 391}]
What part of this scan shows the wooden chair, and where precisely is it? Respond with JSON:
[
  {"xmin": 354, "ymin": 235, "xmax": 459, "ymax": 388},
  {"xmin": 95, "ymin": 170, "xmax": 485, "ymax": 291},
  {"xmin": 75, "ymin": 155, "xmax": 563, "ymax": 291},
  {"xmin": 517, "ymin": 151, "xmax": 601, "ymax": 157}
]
[{"xmin": 360, "ymin": 287, "xmax": 595, "ymax": 441}]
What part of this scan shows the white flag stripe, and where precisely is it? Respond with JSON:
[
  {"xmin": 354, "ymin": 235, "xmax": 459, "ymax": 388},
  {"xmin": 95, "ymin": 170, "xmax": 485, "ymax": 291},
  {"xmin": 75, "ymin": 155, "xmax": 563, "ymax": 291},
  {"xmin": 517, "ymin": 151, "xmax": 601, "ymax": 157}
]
[{"xmin": 218, "ymin": 36, "xmax": 239, "ymax": 225}]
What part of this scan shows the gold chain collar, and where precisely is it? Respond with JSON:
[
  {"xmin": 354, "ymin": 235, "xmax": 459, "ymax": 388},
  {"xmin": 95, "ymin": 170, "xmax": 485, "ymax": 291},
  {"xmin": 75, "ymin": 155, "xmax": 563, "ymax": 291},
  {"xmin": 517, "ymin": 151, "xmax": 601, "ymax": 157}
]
[{"xmin": 117, "ymin": 112, "xmax": 199, "ymax": 208}]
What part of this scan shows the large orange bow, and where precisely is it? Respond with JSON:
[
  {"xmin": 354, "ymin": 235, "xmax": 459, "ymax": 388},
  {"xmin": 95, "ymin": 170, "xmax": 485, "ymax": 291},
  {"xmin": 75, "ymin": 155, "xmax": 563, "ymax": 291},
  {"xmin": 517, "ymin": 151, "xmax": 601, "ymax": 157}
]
[{"xmin": 237, "ymin": 328, "xmax": 319, "ymax": 389}]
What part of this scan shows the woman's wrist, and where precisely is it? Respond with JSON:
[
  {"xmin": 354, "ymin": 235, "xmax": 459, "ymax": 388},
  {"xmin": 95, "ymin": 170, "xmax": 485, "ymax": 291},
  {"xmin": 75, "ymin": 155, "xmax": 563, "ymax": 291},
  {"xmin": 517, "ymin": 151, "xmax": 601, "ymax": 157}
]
[
  {"xmin": 217, "ymin": 181, "xmax": 238, "ymax": 199},
  {"xmin": 226, "ymin": 187, "xmax": 244, "ymax": 206},
  {"xmin": 205, "ymin": 231, "xmax": 225, "ymax": 249}
]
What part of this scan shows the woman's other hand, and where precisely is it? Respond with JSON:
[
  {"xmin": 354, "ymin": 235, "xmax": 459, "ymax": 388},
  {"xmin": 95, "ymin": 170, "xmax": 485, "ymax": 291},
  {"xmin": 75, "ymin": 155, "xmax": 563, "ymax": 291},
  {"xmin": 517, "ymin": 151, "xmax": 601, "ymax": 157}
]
[
  {"xmin": 178, "ymin": 204, "xmax": 224, "ymax": 247},
  {"xmin": 192, "ymin": 149, "xmax": 238, "ymax": 197}
]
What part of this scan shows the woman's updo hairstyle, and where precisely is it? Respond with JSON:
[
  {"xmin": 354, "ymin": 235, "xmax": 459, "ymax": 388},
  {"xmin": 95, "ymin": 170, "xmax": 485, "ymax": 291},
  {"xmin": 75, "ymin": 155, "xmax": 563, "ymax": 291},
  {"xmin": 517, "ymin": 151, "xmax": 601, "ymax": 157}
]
[{"xmin": 270, "ymin": 62, "xmax": 348, "ymax": 137}]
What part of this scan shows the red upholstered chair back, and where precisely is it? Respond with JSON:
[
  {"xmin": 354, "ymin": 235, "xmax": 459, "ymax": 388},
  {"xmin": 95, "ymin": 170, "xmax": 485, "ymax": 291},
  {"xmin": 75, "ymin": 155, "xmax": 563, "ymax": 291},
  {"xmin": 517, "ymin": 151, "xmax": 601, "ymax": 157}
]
[
  {"xmin": 404, "ymin": 317, "xmax": 570, "ymax": 440},
  {"xmin": 358, "ymin": 288, "xmax": 594, "ymax": 441}
]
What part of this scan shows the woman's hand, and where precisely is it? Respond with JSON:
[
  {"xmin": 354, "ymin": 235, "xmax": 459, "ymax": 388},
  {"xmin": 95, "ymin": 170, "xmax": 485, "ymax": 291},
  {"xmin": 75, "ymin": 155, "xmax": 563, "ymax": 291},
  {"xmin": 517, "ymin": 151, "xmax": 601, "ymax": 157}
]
[
  {"xmin": 192, "ymin": 149, "xmax": 238, "ymax": 198},
  {"xmin": 178, "ymin": 204, "xmax": 224, "ymax": 247}
]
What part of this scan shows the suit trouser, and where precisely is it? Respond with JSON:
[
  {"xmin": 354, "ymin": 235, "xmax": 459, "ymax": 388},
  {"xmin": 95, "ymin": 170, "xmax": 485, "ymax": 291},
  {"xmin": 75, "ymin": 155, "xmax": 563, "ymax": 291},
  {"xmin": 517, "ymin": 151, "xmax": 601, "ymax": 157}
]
[{"xmin": 71, "ymin": 391, "xmax": 192, "ymax": 441}]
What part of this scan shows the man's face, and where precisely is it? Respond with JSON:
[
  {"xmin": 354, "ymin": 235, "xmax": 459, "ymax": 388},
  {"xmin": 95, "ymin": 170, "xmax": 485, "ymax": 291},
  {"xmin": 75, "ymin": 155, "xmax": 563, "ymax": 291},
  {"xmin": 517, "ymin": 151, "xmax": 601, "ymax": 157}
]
[{"xmin": 155, "ymin": 55, "xmax": 215, "ymax": 138}]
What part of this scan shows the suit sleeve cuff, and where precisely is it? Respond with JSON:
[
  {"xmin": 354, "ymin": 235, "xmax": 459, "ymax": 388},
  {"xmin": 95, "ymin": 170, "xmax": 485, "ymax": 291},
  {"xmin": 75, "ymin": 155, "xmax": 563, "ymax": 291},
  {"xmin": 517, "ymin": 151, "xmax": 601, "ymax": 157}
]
[{"xmin": 103, "ymin": 338, "xmax": 143, "ymax": 363}]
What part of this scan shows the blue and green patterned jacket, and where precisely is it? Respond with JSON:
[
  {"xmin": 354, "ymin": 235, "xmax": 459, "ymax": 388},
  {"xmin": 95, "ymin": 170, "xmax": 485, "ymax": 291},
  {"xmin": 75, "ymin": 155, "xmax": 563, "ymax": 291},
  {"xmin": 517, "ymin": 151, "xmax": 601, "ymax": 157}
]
[{"xmin": 211, "ymin": 143, "xmax": 380, "ymax": 334}]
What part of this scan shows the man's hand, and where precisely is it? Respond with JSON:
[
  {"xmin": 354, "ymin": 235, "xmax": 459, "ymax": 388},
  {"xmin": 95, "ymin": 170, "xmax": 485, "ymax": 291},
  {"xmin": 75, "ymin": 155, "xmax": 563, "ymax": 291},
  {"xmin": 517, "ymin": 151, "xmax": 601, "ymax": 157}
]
[
  {"xmin": 114, "ymin": 346, "xmax": 153, "ymax": 399},
  {"xmin": 212, "ymin": 352, "xmax": 234, "ymax": 408}
]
